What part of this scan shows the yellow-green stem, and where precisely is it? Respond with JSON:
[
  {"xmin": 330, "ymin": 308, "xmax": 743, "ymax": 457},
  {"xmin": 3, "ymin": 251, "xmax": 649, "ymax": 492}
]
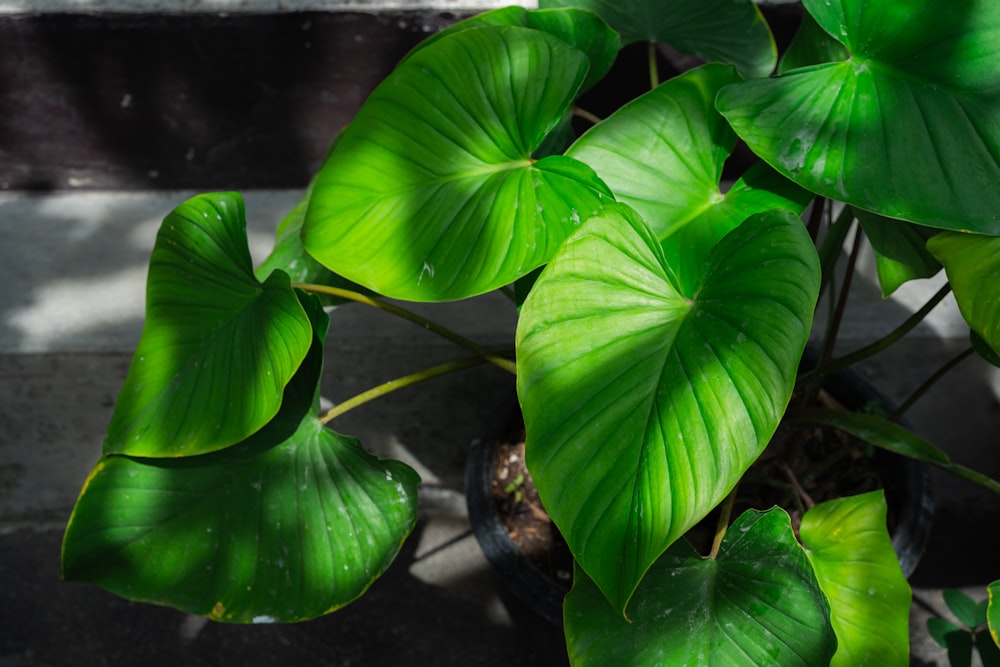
[
  {"xmin": 708, "ymin": 487, "xmax": 738, "ymax": 559},
  {"xmin": 294, "ymin": 283, "xmax": 517, "ymax": 375},
  {"xmin": 648, "ymin": 41, "xmax": 660, "ymax": 89},
  {"xmin": 320, "ymin": 357, "xmax": 487, "ymax": 424}
]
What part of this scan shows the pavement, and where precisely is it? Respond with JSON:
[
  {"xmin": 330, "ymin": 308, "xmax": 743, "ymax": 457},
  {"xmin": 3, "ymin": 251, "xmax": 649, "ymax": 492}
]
[{"xmin": 2, "ymin": 189, "xmax": 1000, "ymax": 666}]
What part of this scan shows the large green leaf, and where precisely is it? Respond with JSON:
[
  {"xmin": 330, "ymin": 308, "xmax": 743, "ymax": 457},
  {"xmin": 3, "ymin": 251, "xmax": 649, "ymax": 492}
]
[
  {"xmin": 855, "ymin": 208, "xmax": 941, "ymax": 297},
  {"xmin": 717, "ymin": 0, "xmax": 1000, "ymax": 234},
  {"xmin": 927, "ymin": 231, "xmax": 1000, "ymax": 358},
  {"xmin": 566, "ymin": 65, "xmax": 811, "ymax": 293},
  {"xmin": 302, "ymin": 26, "xmax": 611, "ymax": 302},
  {"xmin": 566, "ymin": 64, "xmax": 741, "ymax": 239},
  {"xmin": 105, "ymin": 192, "xmax": 313, "ymax": 458},
  {"xmin": 516, "ymin": 204, "xmax": 820, "ymax": 613},
  {"xmin": 63, "ymin": 299, "xmax": 421, "ymax": 623},
  {"xmin": 406, "ymin": 6, "xmax": 619, "ymax": 91},
  {"xmin": 564, "ymin": 508, "xmax": 836, "ymax": 666},
  {"xmin": 540, "ymin": 0, "xmax": 776, "ymax": 78},
  {"xmin": 800, "ymin": 490, "xmax": 911, "ymax": 667},
  {"xmin": 255, "ymin": 171, "xmax": 370, "ymax": 306}
]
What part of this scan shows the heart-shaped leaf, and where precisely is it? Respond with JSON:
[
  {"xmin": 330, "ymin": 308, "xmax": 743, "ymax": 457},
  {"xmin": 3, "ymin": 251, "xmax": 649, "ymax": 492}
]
[
  {"xmin": 302, "ymin": 26, "xmax": 611, "ymax": 302},
  {"xmin": 566, "ymin": 64, "xmax": 741, "ymax": 239},
  {"xmin": 717, "ymin": 0, "xmax": 1000, "ymax": 234},
  {"xmin": 63, "ymin": 298, "xmax": 421, "ymax": 623},
  {"xmin": 407, "ymin": 6, "xmax": 619, "ymax": 91},
  {"xmin": 516, "ymin": 204, "xmax": 820, "ymax": 613},
  {"xmin": 927, "ymin": 231, "xmax": 1000, "ymax": 358},
  {"xmin": 855, "ymin": 209, "xmax": 941, "ymax": 297},
  {"xmin": 564, "ymin": 508, "xmax": 836, "ymax": 666},
  {"xmin": 566, "ymin": 65, "xmax": 811, "ymax": 294},
  {"xmin": 800, "ymin": 491, "xmax": 911, "ymax": 667},
  {"xmin": 105, "ymin": 192, "xmax": 313, "ymax": 457},
  {"xmin": 540, "ymin": 0, "xmax": 776, "ymax": 78}
]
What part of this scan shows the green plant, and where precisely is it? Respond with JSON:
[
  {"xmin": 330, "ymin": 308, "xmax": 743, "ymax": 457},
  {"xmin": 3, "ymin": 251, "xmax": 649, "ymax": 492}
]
[
  {"xmin": 927, "ymin": 585, "xmax": 1000, "ymax": 667},
  {"xmin": 62, "ymin": 0, "xmax": 1000, "ymax": 664}
]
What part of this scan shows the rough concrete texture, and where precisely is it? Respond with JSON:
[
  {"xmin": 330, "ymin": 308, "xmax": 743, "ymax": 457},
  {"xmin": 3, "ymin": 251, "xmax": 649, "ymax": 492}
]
[{"xmin": 1, "ymin": 190, "xmax": 999, "ymax": 666}]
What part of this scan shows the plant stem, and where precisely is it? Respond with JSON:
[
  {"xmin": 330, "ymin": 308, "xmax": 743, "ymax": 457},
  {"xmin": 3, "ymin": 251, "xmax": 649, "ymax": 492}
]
[
  {"xmin": 573, "ymin": 105, "xmax": 603, "ymax": 126},
  {"xmin": 805, "ymin": 196, "xmax": 826, "ymax": 243},
  {"xmin": 708, "ymin": 487, "xmax": 738, "ymax": 559},
  {"xmin": 294, "ymin": 283, "xmax": 517, "ymax": 375},
  {"xmin": 820, "ymin": 220, "xmax": 864, "ymax": 369},
  {"xmin": 648, "ymin": 41, "xmax": 660, "ymax": 89},
  {"xmin": 800, "ymin": 283, "xmax": 953, "ymax": 385},
  {"xmin": 319, "ymin": 357, "xmax": 488, "ymax": 424},
  {"xmin": 890, "ymin": 346, "xmax": 975, "ymax": 421}
]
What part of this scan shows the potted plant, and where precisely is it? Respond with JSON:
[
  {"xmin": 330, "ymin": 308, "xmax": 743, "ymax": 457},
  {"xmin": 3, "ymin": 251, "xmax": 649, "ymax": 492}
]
[{"xmin": 62, "ymin": 0, "xmax": 1000, "ymax": 664}]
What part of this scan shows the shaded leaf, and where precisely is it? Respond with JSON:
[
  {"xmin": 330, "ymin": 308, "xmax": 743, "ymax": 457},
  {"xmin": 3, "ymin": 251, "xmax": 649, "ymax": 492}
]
[
  {"xmin": 972, "ymin": 330, "xmax": 1000, "ymax": 368},
  {"xmin": 717, "ymin": 1, "xmax": 1000, "ymax": 234},
  {"xmin": 779, "ymin": 9, "xmax": 849, "ymax": 74},
  {"xmin": 63, "ymin": 299, "xmax": 420, "ymax": 623},
  {"xmin": 516, "ymin": 205, "xmax": 819, "ymax": 613},
  {"xmin": 255, "ymin": 172, "xmax": 370, "ymax": 306},
  {"xmin": 929, "ymin": 617, "xmax": 964, "ymax": 648},
  {"xmin": 541, "ymin": 0, "xmax": 776, "ymax": 78},
  {"xmin": 856, "ymin": 208, "xmax": 942, "ymax": 297},
  {"xmin": 945, "ymin": 588, "xmax": 988, "ymax": 629},
  {"xmin": 787, "ymin": 408, "xmax": 950, "ymax": 465},
  {"xmin": 564, "ymin": 508, "xmax": 836, "ymax": 666},
  {"xmin": 105, "ymin": 192, "xmax": 313, "ymax": 458},
  {"xmin": 303, "ymin": 26, "xmax": 611, "ymax": 302},
  {"xmin": 800, "ymin": 490, "xmax": 911, "ymax": 667}
]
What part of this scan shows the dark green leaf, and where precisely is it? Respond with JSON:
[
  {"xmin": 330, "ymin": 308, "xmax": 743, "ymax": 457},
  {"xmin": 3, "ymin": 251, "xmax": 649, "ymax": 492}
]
[
  {"xmin": 979, "ymin": 628, "xmax": 1000, "ymax": 667},
  {"xmin": 947, "ymin": 629, "xmax": 975, "ymax": 667},
  {"xmin": 856, "ymin": 208, "xmax": 941, "ymax": 297},
  {"xmin": 564, "ymin": 508, "xmax": 836, "ymax": 666},
  {"xmin": 945, "ymin": 588, "xmax": 987, "ymax": 629},
  {"xmin": 541, "ymin": 0, "xmax": 776, "ymax": 78},
  {"xmin": 717, "ymin": 1, "xmax": 1000, "ymax": 234},
  {"xmin": 929, "ymin": 617, "xmax": 965, "ymax": 648},
  {"xmin": 778, "ymin": 9, "xmax": 848, "ymax": 74},
  {"xmin": 788, "ymin": 408, "xmax": 951, "ymax": 465},
  {"xmin": 255, "ymin": 174, "xmax": 370, "ymax": 306},
  {"xmin": 972, "ymin": 331, "xmax": 1000, "ymax": 368},
  {"xmin": 105, "ymin": 192, "xmax": 313, "ymax": 457},
  {"xmin": 63, "ymin": 299, "xmax": 420, "ymax": 623}
]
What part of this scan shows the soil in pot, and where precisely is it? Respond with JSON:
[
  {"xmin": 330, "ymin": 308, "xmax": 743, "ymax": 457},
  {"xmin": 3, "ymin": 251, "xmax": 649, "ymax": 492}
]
[{"xmin": 479, "ymin": 384, "xmax": 932, "ymax": 609}]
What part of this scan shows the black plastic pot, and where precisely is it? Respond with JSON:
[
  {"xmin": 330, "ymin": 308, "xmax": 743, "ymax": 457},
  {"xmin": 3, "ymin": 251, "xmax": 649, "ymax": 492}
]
[{"xmin": 465, "ymin": 356, "xmax": 935, "ymax": 626}]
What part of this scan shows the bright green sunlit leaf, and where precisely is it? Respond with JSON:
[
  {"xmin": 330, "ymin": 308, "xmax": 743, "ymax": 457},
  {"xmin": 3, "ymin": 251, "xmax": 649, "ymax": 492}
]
[
  {"xmin": 800, "ymin": 490, "xmax": 911, "ymax": 667},
  {"xmin": 516, "ymin": 204, "xmax": 820, "ymax": 613},
  {"xmin": 302, "ymin": 26, "xmax": 611, "ymax": 302}
]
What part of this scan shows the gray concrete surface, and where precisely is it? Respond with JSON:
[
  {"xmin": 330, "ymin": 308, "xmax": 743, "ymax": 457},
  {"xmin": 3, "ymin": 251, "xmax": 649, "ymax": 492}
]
[{"xmin": 2, "ymin": 189, "xmax": 999, "ymax": 665}]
